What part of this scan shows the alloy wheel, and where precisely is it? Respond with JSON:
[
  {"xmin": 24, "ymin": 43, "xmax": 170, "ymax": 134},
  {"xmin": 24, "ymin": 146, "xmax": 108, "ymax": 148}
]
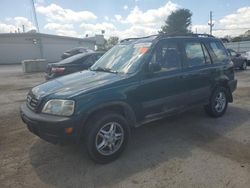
[
  {"xmin": 214, "ymin": 91, "xmax": 226, "ymax": 113},
  {"xmin": 95, "ymin": 122, "xmax": 124, "ymax": 156}
]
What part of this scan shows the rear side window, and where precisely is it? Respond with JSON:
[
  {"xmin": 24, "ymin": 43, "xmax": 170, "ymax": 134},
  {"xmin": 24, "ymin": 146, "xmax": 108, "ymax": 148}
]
[
  {"xmin": 184, "ymin": 42, "xmax": 206, "ymax": 67},
  {"xmin": 208, "ymin": 41, "xmax": 229, "ymax": 63}
]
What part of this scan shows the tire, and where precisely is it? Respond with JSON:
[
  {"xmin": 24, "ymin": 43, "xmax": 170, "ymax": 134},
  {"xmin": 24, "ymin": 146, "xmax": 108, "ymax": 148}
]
[
  {"xmin": 85, "ymin": 111, "xmax": 130, "ymax": 164},
  {"xmin": 241, "ymin": 61, "xmax": 247, "ymax": 70},
  {"xmin": 204, "ymin": 87, "xmax": 228, "ymax": 118}
]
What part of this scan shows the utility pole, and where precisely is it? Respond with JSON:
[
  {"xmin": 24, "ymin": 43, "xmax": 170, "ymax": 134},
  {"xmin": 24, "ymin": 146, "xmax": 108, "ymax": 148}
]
[
  {"xmin": 31, "ymin": 0, "xmax": 40, "ymax": 33},
  {"xmin": 208, "ymin": 11, "xmax": 214, "ymax": 35},
  {"xmin": 30, "ymin": 0, "xmax": 43, "ymax": 59}
]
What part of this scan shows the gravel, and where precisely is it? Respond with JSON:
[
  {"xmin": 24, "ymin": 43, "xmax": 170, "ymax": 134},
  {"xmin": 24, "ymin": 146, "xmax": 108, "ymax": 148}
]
[{"xmin": 0, "ymin": 65, "xmax": 250, "ymax": 188}]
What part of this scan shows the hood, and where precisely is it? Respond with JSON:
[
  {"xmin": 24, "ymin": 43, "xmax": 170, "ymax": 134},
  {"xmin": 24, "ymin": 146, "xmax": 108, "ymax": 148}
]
[{"xmin": 32, "ymin": 70, "xmax": 126, "ymax": 99}]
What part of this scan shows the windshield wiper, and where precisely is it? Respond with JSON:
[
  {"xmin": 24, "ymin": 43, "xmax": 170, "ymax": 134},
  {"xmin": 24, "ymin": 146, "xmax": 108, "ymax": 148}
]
[{"xmin": 90, "ymin": 67, "xmax": 118, "ymax": 74}]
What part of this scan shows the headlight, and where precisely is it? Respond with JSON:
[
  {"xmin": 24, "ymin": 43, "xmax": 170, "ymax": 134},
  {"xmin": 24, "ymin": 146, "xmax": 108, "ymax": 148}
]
[{"xmin": 42, "ymin": 99, "xmax": 75, "ymax": 116}]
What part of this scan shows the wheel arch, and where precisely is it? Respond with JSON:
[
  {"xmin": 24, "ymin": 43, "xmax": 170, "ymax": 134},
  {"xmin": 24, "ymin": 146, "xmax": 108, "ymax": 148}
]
[
  {"xmin": 78, "ymin": 101, "xmax": 137, "ymax": 141},
  {"xmin": 212, "ymin": 78, "xmax": 233, "ymax": 102}
]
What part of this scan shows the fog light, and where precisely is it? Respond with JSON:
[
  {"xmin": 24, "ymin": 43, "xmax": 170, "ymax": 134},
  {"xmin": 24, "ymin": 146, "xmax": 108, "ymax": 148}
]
[{"xmin": 65, "ymin": 127, "xmax": 73, "ymax": 134}]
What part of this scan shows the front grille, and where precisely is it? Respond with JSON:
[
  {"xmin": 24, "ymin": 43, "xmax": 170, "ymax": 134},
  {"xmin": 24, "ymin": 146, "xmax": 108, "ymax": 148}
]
[{"xmin": 27, "ymin": 93, "xmax": 40, "ymax": 111}]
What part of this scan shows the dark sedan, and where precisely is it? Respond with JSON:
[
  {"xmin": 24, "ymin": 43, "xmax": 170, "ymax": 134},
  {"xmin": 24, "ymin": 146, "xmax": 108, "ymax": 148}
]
[
  {"xmin": 45, "ymin": 52, "xmax": 104, "ymax": 80},
  {"xmin": 61, "ymin": 47, "xmax": 94, "ymax": 59},
  {"xmin": 227, "ymin": 48, "xmax": 247, "ymax": 70}
]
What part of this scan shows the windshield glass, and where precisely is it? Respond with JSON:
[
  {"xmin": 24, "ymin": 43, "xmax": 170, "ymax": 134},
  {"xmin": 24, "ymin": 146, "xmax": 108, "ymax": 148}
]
[{"xmin": 90, "ymin": 42, "xmax": 152, "ymax": 74}]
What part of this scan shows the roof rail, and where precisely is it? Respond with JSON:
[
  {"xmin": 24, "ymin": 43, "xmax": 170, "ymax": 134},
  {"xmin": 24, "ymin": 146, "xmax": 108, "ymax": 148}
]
[
  {"xmin": 158, "ymin": 33, "xmax": 215, "ymax": 38},
  {"xmin": 120, "ymin": 33, "xmax": 215, "ymax": 43},
  {"xmin": 120, "ymin": 35, "xmax": 158, "ymax": 43}
]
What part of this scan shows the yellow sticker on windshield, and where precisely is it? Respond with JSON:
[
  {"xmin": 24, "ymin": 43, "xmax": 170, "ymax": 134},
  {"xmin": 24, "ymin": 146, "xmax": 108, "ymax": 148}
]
[{"xmin": 139, "ymin": 47, "xmax": 148, "ymax": 54}]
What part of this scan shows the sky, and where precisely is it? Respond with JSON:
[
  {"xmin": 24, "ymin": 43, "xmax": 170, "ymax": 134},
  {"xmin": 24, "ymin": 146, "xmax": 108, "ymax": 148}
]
[{"xmin": 0, "ymin": 0, "xmax": 250, "ymax": 39}]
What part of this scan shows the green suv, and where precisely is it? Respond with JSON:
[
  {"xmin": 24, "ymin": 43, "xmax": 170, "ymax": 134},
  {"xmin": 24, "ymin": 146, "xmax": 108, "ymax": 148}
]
[{"xmin": 20, "ymin": 34, "xmax": 237, "ymax": 163}]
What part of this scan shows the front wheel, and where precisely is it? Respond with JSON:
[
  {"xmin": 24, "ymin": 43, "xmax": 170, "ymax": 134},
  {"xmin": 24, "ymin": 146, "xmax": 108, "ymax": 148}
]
[
  {"xmin": 85, "ymin": 112, "xmax": 130, "ymax": 164},
  {"xmin": 205, "ymin": 87, "xmax": 228, "ymax": 118}
]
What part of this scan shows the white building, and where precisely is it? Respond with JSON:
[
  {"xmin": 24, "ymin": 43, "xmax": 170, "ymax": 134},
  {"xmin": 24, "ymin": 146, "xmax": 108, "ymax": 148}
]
[{"xmin": 0, "ymin": 33, "xmax": 104, "ymax": 64}]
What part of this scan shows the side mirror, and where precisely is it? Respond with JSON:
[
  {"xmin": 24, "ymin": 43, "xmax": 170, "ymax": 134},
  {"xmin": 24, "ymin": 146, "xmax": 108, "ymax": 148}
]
[{"xmin": 148, "ymin": 63, "xmax": 161, "ymax": 72}]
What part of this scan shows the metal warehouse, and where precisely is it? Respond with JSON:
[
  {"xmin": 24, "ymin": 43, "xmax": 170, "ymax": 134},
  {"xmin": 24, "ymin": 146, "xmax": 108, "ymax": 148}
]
[{"xmin": 0, "ymin": 32, "xmax": 104, "ymax": 64}]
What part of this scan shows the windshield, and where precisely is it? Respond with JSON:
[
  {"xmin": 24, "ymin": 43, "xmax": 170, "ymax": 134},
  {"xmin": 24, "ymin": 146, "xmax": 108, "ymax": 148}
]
[{"xmin": 90, "ymin": 42, "xmax": 152, "ymax": 74}]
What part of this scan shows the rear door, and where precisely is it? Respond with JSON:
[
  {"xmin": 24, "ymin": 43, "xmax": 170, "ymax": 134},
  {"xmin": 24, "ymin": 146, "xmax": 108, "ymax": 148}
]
[
  {"xmin": 206, "ymin": 40, "xmax": 234, "ymax": 83},
  {"xmin": 181, "ymin": 39, "xmax": 213, "ymax": 105}
]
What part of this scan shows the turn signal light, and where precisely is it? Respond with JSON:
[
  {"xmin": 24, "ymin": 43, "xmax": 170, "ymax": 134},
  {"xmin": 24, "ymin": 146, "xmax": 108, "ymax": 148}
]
[{"xmin": 65, "ymin": 127, "xmax": 73, "ymax": 134}]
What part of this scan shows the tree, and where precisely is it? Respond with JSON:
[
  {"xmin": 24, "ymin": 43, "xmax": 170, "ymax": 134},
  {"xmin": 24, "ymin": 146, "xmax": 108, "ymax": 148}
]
[
  {"xmin": 106, "ymin": 36, "xmax": 119, "ymax": 49},
  {"xmin": 160, "ymin": 9, "xmax": 192, "ymax": 35},
  {"xmin": 231, "ymin": 30, "xmax": 250, "ymax": 42},
  {"xmin": 96, "ymin": 36, "xmax": 119, "ymax": 51}
]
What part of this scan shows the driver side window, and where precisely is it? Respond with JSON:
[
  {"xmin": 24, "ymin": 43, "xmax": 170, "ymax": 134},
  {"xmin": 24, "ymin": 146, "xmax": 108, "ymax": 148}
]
[{"xmin": 150, "ymin": 40, "xmax": 182, "ymax": 72}]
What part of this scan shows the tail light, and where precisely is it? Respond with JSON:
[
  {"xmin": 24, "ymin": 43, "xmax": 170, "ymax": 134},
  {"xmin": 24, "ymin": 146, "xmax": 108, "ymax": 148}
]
[{"xmin": 51, "ymin": 67, "xmax": 65, "ymax": 73}]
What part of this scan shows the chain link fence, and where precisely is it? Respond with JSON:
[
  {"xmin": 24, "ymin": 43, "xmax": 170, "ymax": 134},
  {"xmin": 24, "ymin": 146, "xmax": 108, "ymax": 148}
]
[{"xmin": 224, "ymin": 41, "xmax": 250, "ymax": 53}]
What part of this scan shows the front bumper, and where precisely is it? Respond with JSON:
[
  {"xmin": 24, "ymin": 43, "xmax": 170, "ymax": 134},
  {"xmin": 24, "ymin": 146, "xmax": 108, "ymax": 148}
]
[{"xmin": 20, "ymin": 103, "xmax": 81, "ymax": 144}]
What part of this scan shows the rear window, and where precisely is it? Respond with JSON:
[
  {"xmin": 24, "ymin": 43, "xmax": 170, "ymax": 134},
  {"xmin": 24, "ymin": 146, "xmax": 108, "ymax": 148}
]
[{"xmin": 208, "ymin": 41, "xmax": 229, "ymax": 63}]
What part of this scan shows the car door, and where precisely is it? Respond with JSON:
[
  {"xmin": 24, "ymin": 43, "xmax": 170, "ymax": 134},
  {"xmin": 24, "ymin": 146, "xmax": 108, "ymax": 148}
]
[
  {"xmin": 181, "ymin": 39, "xmax": 212, "ymax": 106},
  {"xmin": 138, "ymin": 39, "xmax": 188, "ymax": 119}
]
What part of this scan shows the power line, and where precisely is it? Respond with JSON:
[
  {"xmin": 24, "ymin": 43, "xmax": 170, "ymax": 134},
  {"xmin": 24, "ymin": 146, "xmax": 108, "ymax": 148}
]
[{"xmin": 213, "ymin": 28, "xmax": 250, "ymax": 31}]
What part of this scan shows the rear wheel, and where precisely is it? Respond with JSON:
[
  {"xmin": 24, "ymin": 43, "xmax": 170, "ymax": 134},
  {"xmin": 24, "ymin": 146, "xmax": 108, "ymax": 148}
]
[
  {"xmin": 85, "ymin": 111, "xmax": 130, "ymax": 164},
  {"xmin": 205, "ymin": 87, "xmax": 228, "ymax": 118}
]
